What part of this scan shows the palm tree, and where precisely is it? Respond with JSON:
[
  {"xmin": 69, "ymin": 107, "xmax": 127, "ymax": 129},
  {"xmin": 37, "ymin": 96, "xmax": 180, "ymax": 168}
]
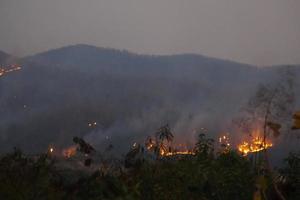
[
  {"xmin": 154, "ymin": 124, "xmax": 174, "ymax": 156},
  {"xmin": 155, "ymin": 124, "xmax": 174, "ymax": 143}
]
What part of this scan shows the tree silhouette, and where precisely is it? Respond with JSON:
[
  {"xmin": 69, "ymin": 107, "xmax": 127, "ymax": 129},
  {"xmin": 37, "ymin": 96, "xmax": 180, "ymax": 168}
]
[
  {"xmin": 195, "ymin": 133, "xmax": 214, "ymax": 158},
  {"xmin": 235, "ymin": 68, "xmax": 296, "ymax": 200},
  {"xmin": 154, "ymin": 124, "xmax": 174, "ymax": 157}
]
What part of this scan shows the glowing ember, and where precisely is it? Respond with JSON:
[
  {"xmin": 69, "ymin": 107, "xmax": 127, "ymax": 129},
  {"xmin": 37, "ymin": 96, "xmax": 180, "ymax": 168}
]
[
  {"xmin": 145, "ymin": 136, "xmax": 195, "ymax": 157},
  {"xmin": 218, "ymin": 134, "xmax": 231, "ymax": 153},
  {"xmin": 161, "ymin": 150, "xmax": 195, "ymax": 156},
  {"xmin": 160, "ymin": 144, "xmax": 195, "ymax": 157},
  {"xmin": 145, "ymin": 137, "xmax": 155, "ymax": 150},
  {"xmin": 62, "ymin": 146, "xmax": 77, "ymax": 158},
  {"xmin": 218, "ymin": 134, "xmax": 231, "ymax": 147},
  {"xmin": 47, "ymin": 146, "xmax": 55, "ymax": 154},
  {"xmin": 238, "ymin": 136, "xmax": 273, "ymax": 156},
  {"xmin": 0, "ymin": 64, "xmax": 21, "ymax": 77},
  {"xmin": 147, "ymin": 143, "xmax": 154, "ymax": 150}
]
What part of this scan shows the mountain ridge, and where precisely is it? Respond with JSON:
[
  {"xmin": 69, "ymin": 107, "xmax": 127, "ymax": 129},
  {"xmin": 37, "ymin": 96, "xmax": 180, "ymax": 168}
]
[
  {"xmin": 25, "ymin": 44, "xmax": 256, "ymax": 69},
  {"xmin": 1, "ymin": 44, "xmax": 299, "ymax": 68}
]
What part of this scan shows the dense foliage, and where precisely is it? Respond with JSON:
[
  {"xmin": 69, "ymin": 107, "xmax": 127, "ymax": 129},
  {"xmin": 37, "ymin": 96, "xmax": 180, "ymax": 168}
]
[{"xmin": 0, "ymin": 134, "xmax": 298, "ymax": 200}]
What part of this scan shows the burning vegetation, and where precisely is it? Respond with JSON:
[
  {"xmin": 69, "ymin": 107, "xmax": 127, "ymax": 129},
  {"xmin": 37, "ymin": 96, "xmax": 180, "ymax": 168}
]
[
  {"xmin": 144, "ymin": 127, "xmax": 273, "ymax": 158},
  {"xmin": 55, "ymin": 126, "xmax": 276, "ymax": 161},
  {"xmin": 3, "ymin": 116, "xmax": 299, "ymax": 200},
  {"xmin": 62, "ymin": 146, "xmax": 77, "ymax": 158},
  {"xmin": 160, "ymin": 150, "xmax": 195, "ymax": 157},
  {"xmin": 0, "ymin": 64, "xmax": 21, "ymax": 77},
  {"xmin": 238, "ymin": 136, "xmax": 273, "ymax": 156},
  {"xmin": 235, "ymin": 129, "xmax": 274, "ymax": 156},
  {"xmin": 144, "ymin": 125, "xmax": 196, "ymax": 157}
]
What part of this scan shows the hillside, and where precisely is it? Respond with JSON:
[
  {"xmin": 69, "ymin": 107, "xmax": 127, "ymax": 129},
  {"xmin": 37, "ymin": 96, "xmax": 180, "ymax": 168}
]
[
  {"xmin": 0, "ymin": 51, "xmax": 11, "ymax": 65},
  {"xmin": 0, "ymin": 45, "xmax": 298, "ymax": 153}
]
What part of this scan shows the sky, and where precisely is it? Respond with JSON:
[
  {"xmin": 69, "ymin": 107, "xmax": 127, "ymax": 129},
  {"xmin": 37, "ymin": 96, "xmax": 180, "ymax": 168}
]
[{"xmin": 0, "ymin": 0, "xmax": 299, "ymax": 66}]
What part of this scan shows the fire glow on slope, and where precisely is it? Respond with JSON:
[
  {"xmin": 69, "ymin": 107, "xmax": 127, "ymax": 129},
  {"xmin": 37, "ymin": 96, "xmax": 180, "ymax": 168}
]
[
  {"xmin": 54, "ymin": 130, "xmax": 274, "ymax": 160},
  {"xmin": 160, "ymin": 149, "xmax": 195, "ymax": 157},
  {"xmin": 0, "ymin": 64, "xmax": 21, "ymax": 76},
  {"xmin": 145, "ymin": 138, "xmax": 195, "ymax": 157},
  {"xmin": 62, "ymin": 146, "xmax": 77, "ymax": 158},
  {"xmin": 238, "ymin": 135, "xmax": 273, "ymax": 156}
]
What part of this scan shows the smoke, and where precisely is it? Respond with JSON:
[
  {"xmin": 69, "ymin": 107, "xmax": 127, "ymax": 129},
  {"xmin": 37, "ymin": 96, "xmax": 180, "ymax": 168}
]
[
  {"xmin": 82, "ymin": 66, "xmax": 300, "ymax": 162},
  {"xmin": 0, "ymin": 46, "xmax": 299, "ymax": 167}
]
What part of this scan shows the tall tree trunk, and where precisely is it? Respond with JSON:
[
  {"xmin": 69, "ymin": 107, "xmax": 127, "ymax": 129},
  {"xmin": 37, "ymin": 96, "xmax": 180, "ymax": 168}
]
[{"xmin": 262, "ymin": 102, "xmax": 286, "ymax": 200}]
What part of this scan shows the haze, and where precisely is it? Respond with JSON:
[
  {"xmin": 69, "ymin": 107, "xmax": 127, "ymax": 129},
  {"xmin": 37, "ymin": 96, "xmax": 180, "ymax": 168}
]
[{"xmin": 0, "ymin": 0, "xmax": 299, "ymax": 66}]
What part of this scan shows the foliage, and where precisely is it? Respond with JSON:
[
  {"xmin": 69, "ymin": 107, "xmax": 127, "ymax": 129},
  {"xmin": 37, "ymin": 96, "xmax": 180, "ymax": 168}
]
[
  {"xmin": 0, "ymin": 135, "xmax": 297, "ymax": 200},
  {"xmin": 279, "ymin": 151, "xmax": 300, "ymax": 200},
  {"xmin": 195, "ymin": 133, "xmax": 214, "ymax": 159},
  {"xmin": 154, "ymin": 124, "xmax": 174, "ymax": 157},
  {"xmin": 0, "ymin": 148, "xmax": 64, "ymax": 200},
  {"xmin": 235, "ymin": 68, "xmax": 296, "ymax": 139},
  {"xmin": 67, "ymin": 172, "xmax": 139, "ymax": 200},
  {"xmin": 135, "ymin": 149, "xmax": 254, "ymax": 200}
]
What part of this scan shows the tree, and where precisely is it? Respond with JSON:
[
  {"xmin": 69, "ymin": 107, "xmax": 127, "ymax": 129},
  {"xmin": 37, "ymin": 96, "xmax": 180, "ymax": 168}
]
[
  {"xmin": 0, "ymin": 148, "xmax": 63, "ymax": 200},
  {"xmin": 155, "ymin": 124, "xmax": 174, "ymax": 143},
  {"xmin": 236, "ymin": 68, "xmax": 296, "ymax": 146},
  {"xmin": 154, "ymin": 124, "xmax": 174, "ymax": 157},
  {"xmin": 279, "ymin": 151, "xmax": 300, "ymax": 200},
  {"xmin": 195, "ymin": 133, "xmax": 214, "ymax": 159},
  {"xmin": 235, "ymin": 68, "xmax": 296, "ymax": 200}
]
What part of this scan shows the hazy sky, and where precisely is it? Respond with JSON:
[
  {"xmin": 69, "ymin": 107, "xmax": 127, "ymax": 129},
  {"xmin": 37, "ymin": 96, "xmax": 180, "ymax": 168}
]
[{"xmin": 0, "ymin": 0, "xmax": 299, "ymax": 66}]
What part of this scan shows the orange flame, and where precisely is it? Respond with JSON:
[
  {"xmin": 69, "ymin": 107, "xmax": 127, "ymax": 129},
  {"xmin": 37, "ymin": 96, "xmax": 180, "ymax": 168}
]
[
  {"xmin": 62, "ymin": 146, "xmax": 77, "ymax": 158},
  {"xmin": 0, "ymin": 64, "xmax": 21, "ymax": 77},
  {"xmin": 161, "ymin": 150, "xmax": 195, "ymax": 156},
  {"xmin": 160, "ymin": 143, "xmax": 195, "ymax": 157},
  {"xmin": 238, "ymin": 136, "xmax": 273, "ymax": 156}
]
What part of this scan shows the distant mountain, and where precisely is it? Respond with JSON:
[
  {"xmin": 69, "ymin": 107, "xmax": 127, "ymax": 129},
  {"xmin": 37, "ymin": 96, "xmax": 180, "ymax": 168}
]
[
  {"xmin": 26, "ymin": 44, "xmax": 261, "ymax": 87},
  {"xmin": 0, "ymin": 44, "xmax": 298, "ymax": 154},
  {"xmin": 27, "ymin": 44, "xmax": 254, "ymax": 68},
  {"xmin": 26, "ymin": 44, "xmax": 256, "ymax": 76},
  {"xmin": 0, "ymin": 50, "xmax": 11, "ymax": 65},
  {"xmin": 0, "ymin": 50, "xmax": 19, "ymax": 66}
]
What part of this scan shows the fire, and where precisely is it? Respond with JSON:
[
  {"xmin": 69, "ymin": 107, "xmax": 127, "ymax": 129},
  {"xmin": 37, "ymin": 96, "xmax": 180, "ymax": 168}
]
[
  {"xmin": 145, "ymin": 137, "xmax": 195, "ymax": 157},
  {"xmin": 238, "ymin": 136, "xmax": 273, "ymax": 156},
  {"xmin": 161, "ymin": 150, "xmax": 195, "ymax": 156},
  {"xmin": 147, "ymin": 143, "xmax": 154, "ymax": 150},
  {"xmin": 218, "ymin": 134, "xmax": 231, "ymax": 153},
  {"xmin": 219, "ymin": 135, "xmax": 228, "ymax": 143},
  {"xmin": 145, "ymin": 137, "xmax": 155, "ymax": 150},
  {"xmin": 219, "ymin": 134, "xmax": 231, "ymax": 147},
  {"xmin": 48, "ymin": 146, "xmax": 54, "ymax": 154},
  {"xmin": 160, "ymin": 144, "xmax": 195, "ymax": 157},
  {"xmin": 0, "ymin": 64, "xmax": 21, "ymax": 77},
  {"xmin": 62, "ymin": 146, "xmax": 77, "ymax": 158}
]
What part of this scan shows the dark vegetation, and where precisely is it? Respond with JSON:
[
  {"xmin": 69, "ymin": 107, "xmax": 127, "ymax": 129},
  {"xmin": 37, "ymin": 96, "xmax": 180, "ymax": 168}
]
[{"xmin": 0, "ymin": 134, "xmax": 299, "ymax": 200}]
